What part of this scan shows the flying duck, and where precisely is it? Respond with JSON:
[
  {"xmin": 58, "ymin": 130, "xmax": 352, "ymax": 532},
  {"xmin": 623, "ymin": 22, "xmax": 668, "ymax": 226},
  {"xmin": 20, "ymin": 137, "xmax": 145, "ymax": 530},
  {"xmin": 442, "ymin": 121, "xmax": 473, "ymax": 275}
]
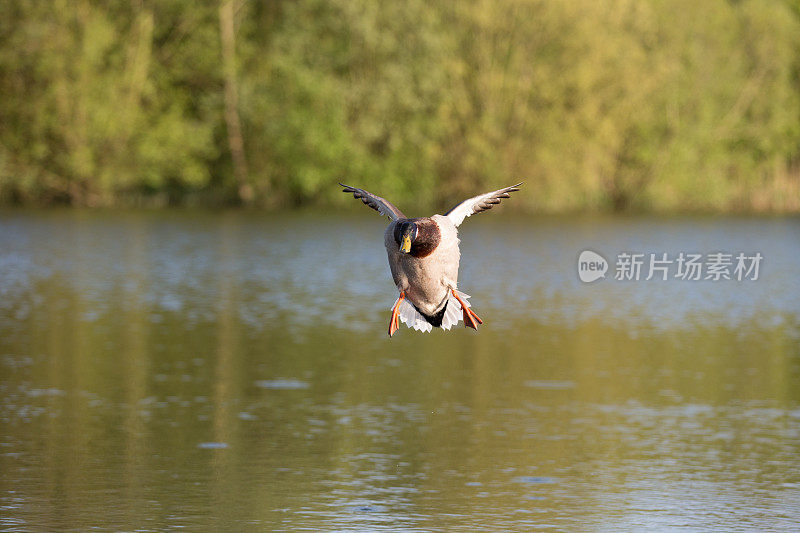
[{"xmin": 340, "ymin": 182, "xmax": 522, "ymax": 336}]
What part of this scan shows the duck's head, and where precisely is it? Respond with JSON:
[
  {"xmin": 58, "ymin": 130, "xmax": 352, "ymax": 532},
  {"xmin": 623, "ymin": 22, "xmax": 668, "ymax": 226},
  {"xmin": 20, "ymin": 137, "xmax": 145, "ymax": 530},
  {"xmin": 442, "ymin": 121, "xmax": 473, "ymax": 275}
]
[
  {"xmin": 394, "ymin": 218, "xmax": 441, "ymax": 257},
  {"xmin": 397, "ymin": 221, "xmax": 418, "ymax": 254}
]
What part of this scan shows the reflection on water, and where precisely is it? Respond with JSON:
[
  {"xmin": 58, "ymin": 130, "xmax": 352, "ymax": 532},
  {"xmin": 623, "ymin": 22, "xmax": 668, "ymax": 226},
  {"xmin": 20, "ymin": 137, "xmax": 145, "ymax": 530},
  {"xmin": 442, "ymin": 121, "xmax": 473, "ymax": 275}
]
[{"xmin": 1, "ymin": 210, "xmax": 799, "ymax": 531}]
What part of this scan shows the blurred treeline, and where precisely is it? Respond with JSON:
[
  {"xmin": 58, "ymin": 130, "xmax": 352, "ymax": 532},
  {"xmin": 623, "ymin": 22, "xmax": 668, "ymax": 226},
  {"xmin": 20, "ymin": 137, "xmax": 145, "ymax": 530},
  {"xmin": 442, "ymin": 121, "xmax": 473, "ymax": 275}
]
[{"xmin": 1, "ymin": 0, "xmax": 799, "ymax": 211}]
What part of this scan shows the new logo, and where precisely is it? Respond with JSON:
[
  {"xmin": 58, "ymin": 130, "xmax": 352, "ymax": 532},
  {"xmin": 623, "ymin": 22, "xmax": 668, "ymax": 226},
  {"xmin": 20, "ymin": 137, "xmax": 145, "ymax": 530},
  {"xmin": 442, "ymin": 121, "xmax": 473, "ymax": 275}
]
[{"xmin": 578, "ymin": 250, "xmax": 608, "ymax": 283}]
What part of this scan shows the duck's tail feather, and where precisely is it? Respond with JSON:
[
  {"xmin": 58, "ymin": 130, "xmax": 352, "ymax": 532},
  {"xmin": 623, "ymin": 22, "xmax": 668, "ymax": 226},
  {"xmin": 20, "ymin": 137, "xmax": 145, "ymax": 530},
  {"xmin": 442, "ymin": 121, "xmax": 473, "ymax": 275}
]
[
  {"xmin": 391, "ymin": 296, "xmax": 433, "ymax": 332},
  {"xmin": 390, "ymin": 289, "xmax": 471, "ymax": 332},
  {"xmin": 440, "ymin": 289, "xmax": 470, "ymax": 330}
]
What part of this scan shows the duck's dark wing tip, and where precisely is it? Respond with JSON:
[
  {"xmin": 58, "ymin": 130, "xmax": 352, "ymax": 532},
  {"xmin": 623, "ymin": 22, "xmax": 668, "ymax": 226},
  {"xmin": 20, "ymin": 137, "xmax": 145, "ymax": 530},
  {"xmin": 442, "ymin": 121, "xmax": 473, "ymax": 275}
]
[{"xmin": 338, "ymin": 182, "xmax": 406, "ymax": 220}]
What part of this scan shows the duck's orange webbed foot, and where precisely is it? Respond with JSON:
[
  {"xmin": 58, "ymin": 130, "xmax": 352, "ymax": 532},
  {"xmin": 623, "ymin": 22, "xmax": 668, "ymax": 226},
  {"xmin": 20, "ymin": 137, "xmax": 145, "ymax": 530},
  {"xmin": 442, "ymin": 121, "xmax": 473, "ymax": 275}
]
[
  {"xmin": 388, "ymin": 291, "xmax": 406, "ymax": 337},
  {"xmin": 451, "ymin": 289, "xmax": 483, "ymax": 330}
]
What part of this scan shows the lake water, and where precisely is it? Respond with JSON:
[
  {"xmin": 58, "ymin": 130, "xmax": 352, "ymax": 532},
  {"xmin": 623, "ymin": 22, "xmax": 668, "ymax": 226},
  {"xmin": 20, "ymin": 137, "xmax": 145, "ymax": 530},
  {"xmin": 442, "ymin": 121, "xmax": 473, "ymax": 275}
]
[{"xmin": 1, "ymin": 209, "xmax": 799, "ymax": 531}]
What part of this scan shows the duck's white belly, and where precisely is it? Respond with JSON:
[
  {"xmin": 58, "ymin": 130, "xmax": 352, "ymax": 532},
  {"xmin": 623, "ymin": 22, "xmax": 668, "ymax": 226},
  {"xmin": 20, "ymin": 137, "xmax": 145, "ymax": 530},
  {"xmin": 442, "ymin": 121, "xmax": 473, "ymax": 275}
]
[{"xmin": 384, "ymin": 215, "xmax": 460, "ymax": 316}]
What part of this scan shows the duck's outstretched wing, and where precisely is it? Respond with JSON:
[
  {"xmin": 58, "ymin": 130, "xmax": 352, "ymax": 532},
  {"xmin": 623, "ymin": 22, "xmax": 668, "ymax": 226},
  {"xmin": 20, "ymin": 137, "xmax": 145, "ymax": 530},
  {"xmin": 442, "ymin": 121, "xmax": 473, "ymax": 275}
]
[
  {"xmin": 444, "ymin": 183, "xmax": 522, "ymax": 227},
  {"xmin": 339, "ymin": 183, "xmax": 406, "ymax": 221}
]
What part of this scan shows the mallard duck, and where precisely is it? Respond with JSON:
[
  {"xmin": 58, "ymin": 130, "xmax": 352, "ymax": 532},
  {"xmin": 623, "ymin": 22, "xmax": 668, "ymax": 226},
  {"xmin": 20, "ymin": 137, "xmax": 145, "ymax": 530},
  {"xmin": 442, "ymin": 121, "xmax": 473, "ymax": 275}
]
[{"xmin": 340, "ymin": 182, "xmax": 522, "ymax": 336}]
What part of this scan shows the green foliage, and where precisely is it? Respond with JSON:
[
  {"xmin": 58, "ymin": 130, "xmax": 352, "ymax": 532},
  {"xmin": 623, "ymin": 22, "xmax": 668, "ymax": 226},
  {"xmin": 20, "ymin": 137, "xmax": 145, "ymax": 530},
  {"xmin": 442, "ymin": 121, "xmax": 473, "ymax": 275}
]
[{"xmin": 0, "ymin": 0, "xmax": 798, "ymax": 210}]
